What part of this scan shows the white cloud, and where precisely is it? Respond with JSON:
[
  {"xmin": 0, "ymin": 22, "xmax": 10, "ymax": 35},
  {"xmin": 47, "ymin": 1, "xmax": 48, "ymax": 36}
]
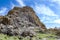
[
  {"xmin": 10, "ymin": 3, "xmax": 15, "ymax": 9},
  {"xmin": 54, "ymin": 19, "xmax": 60, "ymax": 24},
  {"xmin": 34, "ymin": 4, "xmax": 58, "ymax": 16},
  {"xmin": 16, "ymin": 0, "xmax": 25, "ymax": 6},
  {"xmin": 42, "ymin": 17, "xmax": 60, "ymax": 24},
  {"xmin": 49, "ymin": 0, "xmax": 60, "ymax": 2},
  {"xmin": 43, "ymin": 18, "xmax": 60, "ymax": 24},
  {"xmin": 0, "ymin": 8, "xmax": 7, "ymax": 13},
  {"xmin": 48, "ymin": 0, "xmax": 60, "ymax": 5},
  {"xmin": 0, "ymin": 7, "xmax": 7, "ymax": 15}
]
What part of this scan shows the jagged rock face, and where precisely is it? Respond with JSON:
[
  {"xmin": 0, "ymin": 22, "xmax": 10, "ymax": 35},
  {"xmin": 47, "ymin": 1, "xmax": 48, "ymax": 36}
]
[
  {"xmin": 0, "ymin": 6, "xmax": 46, "ymax": 36},
  {"xmin": 7, "ymin": 6, "xmax": 46, "ymax": 29}
]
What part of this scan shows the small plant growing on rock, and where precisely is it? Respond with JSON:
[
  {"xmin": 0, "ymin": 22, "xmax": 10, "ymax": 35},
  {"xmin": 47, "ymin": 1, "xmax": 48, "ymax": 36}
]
[{"xmin": 1, "ymin": 17, "xmax": 10, "ymax": 25}]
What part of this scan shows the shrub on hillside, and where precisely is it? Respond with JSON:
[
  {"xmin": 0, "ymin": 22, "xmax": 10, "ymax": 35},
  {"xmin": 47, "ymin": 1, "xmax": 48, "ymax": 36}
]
[{"xmin": 55, "ymin": 28, "xmax": 60, "ymax": 36}]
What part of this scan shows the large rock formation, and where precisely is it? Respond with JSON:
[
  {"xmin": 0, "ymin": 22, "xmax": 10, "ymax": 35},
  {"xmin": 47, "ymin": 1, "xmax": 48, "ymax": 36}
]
[{"xmin": 0, "ymin": 6, "xmax": 46, "ymax": 36}]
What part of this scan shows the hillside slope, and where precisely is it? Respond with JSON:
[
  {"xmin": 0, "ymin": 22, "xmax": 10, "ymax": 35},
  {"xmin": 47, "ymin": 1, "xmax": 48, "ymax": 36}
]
[
  {"xmin": 0, "ymin": 6, "xmax": 46, "ymax": 36},
  {"xmin": 8, "ymin": 6, "xmax": 46, "ymax": 30}
]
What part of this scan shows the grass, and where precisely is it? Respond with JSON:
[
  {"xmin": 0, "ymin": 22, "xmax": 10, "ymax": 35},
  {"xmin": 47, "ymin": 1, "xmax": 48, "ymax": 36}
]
[
  {"xmin": 30, "ymin": 33, "xmax": 56, "ymax": 40},
  {"xmin": 0, "ymin": 34, "xmax": 19, "ymax": 40},
  {"xmin": 36, "ymin": 33, "xmax": 56, "ymax": 38},
  {"xmin": 0, "ymin": 33, "xmax": 57, "ymax": 40}
]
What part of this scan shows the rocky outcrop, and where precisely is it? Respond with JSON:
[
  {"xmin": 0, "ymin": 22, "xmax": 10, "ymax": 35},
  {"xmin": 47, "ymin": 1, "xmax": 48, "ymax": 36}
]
[
  {"xmin": 0, "ymin": 6, "xmax": 46, "ymax": 36},
  {"xmin": 8, "ymin": 6, "xmax": 46, "ymax": 29}
]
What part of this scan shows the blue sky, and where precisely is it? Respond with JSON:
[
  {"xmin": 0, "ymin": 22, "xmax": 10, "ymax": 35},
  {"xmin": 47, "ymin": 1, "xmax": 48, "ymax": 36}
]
[{"xmin": 0, "ymin": 0, "xmax": 60, "ymax": 28}]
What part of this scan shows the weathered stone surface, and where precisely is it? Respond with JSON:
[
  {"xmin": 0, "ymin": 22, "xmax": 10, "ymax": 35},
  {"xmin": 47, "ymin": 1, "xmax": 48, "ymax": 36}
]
[{"xmin": 0, "ymin": 6, "xmax": 46, "ymax": 36}]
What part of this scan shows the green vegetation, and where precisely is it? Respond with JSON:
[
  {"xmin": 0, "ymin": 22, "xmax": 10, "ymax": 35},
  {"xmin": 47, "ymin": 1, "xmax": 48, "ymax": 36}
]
[
  {"xmin": 36, "ymin": 33, "xmax": 55, "ymax": 38},
  {"xmin": 0, "ymin": 34, "xmax": 19, "ymax": 40},
  {"xmin": 0, "ymin": 33, "xmax": 57, "ymax": 40}
]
